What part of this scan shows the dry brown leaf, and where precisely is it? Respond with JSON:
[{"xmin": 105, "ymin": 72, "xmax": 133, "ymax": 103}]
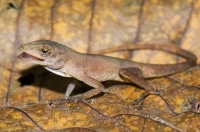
[{"xmin": 0, "ymin": 0, "xmax": 200, "ymax": 131}]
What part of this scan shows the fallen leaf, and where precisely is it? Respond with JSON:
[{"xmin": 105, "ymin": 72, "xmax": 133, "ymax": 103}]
[{"xmin": 0, "ymin": 0, "xmax": 200, "ymax": 131}]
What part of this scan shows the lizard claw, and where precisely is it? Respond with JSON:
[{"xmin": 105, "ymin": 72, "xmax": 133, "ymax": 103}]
[
  {"xmin": 130, "ymin": 92, "xmax": 147, "ymax": 110},
  {"xmin": 133, "ymin": 100, "xmax": 144, "ymax": 110}
]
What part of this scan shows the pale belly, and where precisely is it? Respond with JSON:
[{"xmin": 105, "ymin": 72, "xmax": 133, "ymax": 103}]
[{"xmin": 45, "ymin": 67, "xmax": 72, "ymax": 77}]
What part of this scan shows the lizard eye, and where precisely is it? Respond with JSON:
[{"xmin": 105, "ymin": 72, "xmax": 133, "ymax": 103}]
[
  {"xmin": 40, "ymin": 48, "xmax": 50, "ymax": 57},
  {"xmin": 41, "ymin": 48, "xmax": 49, "ymax": 54}
]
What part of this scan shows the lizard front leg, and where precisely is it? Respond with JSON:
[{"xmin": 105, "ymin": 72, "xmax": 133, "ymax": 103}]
[
  {"xmin": 47, "ymin": 72, "xmax": 105, "ymax": 105},
  {"xmin": 119, "ymin": 67, "xmax": 160, "ymax": 109},
  {"xmin": 71, "ymin": 72, "xmax": 105, "ymax": 99}
]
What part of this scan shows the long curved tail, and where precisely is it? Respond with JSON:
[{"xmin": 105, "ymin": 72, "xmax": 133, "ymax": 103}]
[{"xmin": 94, "ymin": 44, "xmax": 197, "ymax": 78}]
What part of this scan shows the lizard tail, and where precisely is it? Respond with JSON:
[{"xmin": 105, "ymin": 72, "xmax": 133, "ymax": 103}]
[{"xmin": 94, "ymin": 44, "xmax": 197, "ymax": 78}]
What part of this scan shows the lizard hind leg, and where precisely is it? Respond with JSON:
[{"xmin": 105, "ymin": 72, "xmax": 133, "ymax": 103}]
[{"xmin": 119, "ymin": 67, "xmax": 160, "ymax": 110}]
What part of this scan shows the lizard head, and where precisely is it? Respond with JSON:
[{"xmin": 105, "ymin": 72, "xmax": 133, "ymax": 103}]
[{"xmin": 18, "ymin": 40, "xmax": 68, "ymax": 69}]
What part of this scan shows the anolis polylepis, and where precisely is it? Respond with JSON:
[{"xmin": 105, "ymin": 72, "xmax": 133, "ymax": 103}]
[{"xmin": 18, "ymin": 40, "xmax": 197, "ymax": 109}]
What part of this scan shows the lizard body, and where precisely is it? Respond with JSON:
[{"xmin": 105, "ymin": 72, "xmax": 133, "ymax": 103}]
[{"xmin": 18, "ymin": 40, "xmax": 197, "ymax": 109}]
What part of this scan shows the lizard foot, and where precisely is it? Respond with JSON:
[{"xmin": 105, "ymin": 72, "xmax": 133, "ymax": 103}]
[
  {"xmin": 68, "ymin": 94, "xmax": 91, "ymax": 104},
  {"xmin": 46, "ymin": 97, "xmax": 88, "ymax": 111},
  {"xmin": 131, "ymin": 90, "xmax": 161, "ymax": 110},
  {"xmin": 46, "ymin": 98, "xmax": 67, "ymax": 110}
]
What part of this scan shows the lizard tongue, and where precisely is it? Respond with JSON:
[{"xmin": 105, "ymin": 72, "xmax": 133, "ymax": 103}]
[{"xmin": 18, "ymin": 52, "xmax": 44, "ymax": 61}]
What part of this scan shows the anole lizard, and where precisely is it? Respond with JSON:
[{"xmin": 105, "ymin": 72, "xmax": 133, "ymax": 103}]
[{"xmin": 18, "ymin": 40, "xmax": 197, "ymax": 109}]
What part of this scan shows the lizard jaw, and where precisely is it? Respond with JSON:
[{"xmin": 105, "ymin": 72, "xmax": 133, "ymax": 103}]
[{"xmin": 18, "ymin": 52, "xmax": 44, "ymax": 62}]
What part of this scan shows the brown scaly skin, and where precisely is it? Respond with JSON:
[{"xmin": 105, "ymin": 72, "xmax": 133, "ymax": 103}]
[{"xmin": 18, "ymin": 40, "xmax": 197, "ymax": 109}]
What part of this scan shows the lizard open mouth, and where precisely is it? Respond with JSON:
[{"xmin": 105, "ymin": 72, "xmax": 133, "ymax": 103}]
[{"xmin": 18, "ymin": 52, "xmax": 44, "ymax": 61}]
